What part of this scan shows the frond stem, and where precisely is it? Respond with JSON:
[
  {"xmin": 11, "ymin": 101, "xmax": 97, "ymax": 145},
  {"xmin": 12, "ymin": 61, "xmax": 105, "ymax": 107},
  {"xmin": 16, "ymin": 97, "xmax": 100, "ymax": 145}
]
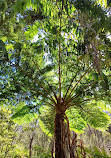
[
  {"xmin": 32, "ymin": 60, "xmax": 58, "ymax": 101},
  {"xmin": 15, "ymin": 81, "xmax": 55, "ymax": 106},
  {"xmin": 59, "ymin": 11, "xmax": 62, "ymax": 101},
  {"xmin": 66, "ymin": 68, "xmax": 90, "ymax": 100},
  {"xmin": 65, "ymin": 81, "xmax": 97, "ymax": 105},
  {"xmin": 11, "ymin": 63, "xmax": 56, "ymax": 104}
]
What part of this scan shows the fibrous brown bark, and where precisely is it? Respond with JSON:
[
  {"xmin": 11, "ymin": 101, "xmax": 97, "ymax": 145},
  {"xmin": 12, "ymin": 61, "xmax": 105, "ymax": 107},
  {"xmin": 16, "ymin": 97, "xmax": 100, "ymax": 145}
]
[
  {"xmin": 55, "ymin": 111, "xmax": 66, "ymax": 158},
  {"xmin": 54, "ymin": 104, "xmax": 86, "ymax": 158}
]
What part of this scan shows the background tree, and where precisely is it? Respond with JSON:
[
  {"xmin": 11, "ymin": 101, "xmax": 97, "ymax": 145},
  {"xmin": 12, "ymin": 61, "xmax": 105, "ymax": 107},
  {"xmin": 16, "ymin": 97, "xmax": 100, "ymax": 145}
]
[{"xmin": 0, "ymin": 104, "xmax": 29, "ymax": 158}]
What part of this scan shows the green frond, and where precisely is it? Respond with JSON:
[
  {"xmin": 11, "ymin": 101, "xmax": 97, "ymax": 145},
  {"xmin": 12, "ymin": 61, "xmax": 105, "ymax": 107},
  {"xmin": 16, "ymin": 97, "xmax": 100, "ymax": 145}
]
[
  {"xmin": 66, "ymin": 108, "xmax": 87, "ymax": 133},
  {"xmin": 85, "ymin": 146, "xmax": 111, "ymax": 158},
  {"xmin": 39, "ymin": 105, "xmax": 55, "ymax": 136},
  {"xmin": 11, "ymin": 101, "xmax": 38, "ymax": 125}
]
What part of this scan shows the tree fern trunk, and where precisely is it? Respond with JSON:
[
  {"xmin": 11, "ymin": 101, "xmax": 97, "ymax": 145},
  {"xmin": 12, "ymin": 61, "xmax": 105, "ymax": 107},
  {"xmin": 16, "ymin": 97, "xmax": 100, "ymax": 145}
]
[
  {"xmin": 55, "ymin": 112, "xmax": 66, "ymax": 158},
  {"xmin": 54, "ymin": 106, "xmax": 78, "ymax": 158}
]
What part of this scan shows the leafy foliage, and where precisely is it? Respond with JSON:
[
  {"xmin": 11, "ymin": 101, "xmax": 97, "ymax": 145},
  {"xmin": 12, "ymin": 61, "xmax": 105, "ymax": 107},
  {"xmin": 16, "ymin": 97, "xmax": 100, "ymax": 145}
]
[
  {"xmin": 0, "ymin": 105, "xmax": 29, "ymax": 158},
  {"xmin": 85, "ymin": 146, "xmax": 111, "ymax": 158}
]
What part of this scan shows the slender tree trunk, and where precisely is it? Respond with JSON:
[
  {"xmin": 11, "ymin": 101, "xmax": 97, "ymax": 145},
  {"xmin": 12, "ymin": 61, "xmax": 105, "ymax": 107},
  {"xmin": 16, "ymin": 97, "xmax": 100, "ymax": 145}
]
[
  {"xmin": 51, "ymin": 139, "xmax": 54, "ymax": 158},
  {"xmin": 55, "ymin": 111, "xmax": 66, "ymax": 158},
  {"xmin": 29, "ymin": 119, "xmax": 38, "ymax": 158},
  {"xmin": 29, "ymin": 137, "xmax": 33, "ymax": 158}
]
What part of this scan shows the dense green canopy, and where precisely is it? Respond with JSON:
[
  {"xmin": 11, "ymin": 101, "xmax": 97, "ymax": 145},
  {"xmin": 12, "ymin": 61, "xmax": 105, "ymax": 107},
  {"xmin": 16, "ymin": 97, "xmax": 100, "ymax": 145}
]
[{"xmin": 0, "ymin": 1, "xmax": 111, "ymax": 154}]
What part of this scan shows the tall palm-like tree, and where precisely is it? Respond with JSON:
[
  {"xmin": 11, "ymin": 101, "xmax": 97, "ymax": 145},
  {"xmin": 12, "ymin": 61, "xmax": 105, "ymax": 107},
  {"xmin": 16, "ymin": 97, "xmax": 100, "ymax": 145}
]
[{"xmin": 0, "ymin": 0, "xmax": 111, "ymax": 157}]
